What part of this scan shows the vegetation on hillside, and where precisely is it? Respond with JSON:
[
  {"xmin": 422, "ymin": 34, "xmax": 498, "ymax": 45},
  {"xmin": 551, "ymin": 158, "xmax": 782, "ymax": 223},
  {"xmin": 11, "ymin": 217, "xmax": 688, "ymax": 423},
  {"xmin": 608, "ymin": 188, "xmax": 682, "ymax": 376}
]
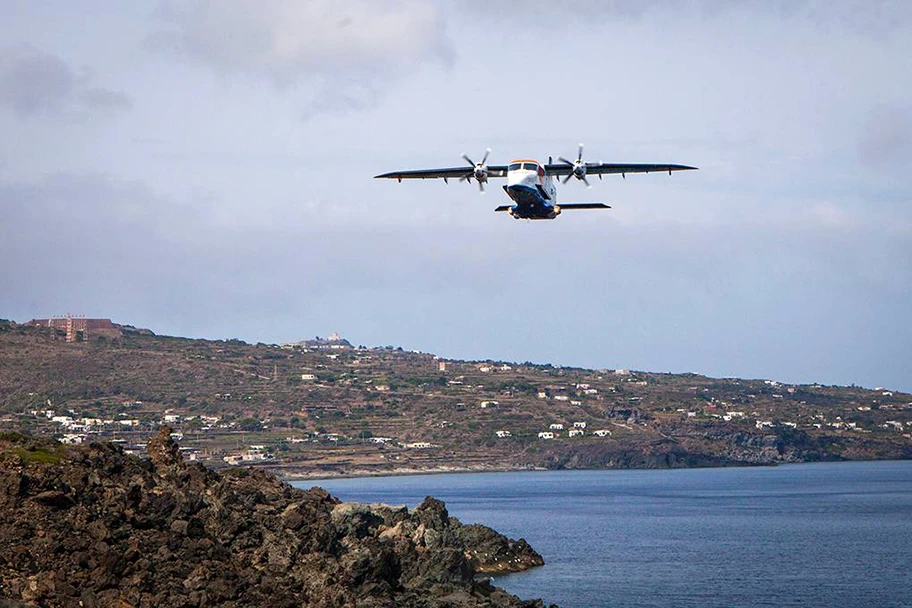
[{"xmin": 1, "ymin": 322, "xmax": 910, "ymax": 476}]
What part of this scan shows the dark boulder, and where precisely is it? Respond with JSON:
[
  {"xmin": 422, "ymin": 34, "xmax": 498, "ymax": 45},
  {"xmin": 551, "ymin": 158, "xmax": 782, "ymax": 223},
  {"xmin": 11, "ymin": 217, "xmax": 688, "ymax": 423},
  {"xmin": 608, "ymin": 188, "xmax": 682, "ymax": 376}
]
[{"xmin": 0, "ymin": 429, "xmax": 547, "ymax": 608}]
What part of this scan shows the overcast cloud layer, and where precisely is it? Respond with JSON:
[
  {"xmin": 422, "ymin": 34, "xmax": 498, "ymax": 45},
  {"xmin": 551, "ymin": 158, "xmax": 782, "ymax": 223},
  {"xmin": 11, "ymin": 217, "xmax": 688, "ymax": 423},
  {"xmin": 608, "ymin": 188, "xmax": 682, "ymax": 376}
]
[{"xmin": 1, "ymin": 1, "xmax": 910, "ymax": 391}]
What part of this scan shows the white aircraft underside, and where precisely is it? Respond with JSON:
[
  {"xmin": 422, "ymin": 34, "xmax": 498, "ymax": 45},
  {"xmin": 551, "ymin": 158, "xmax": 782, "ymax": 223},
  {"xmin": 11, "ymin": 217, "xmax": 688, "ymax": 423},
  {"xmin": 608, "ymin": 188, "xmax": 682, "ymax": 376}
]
[{"xmin": 375, "ymin": 145, "xmax": 698, "ymax": 220}]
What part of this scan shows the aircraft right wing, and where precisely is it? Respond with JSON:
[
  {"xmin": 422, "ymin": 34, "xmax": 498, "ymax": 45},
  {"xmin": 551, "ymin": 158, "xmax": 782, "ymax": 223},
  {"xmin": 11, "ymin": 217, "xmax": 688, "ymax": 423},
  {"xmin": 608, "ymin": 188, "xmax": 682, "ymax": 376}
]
[{"xmin": 375, "ymin": 166, "xmax": 508, "ymax": 181}]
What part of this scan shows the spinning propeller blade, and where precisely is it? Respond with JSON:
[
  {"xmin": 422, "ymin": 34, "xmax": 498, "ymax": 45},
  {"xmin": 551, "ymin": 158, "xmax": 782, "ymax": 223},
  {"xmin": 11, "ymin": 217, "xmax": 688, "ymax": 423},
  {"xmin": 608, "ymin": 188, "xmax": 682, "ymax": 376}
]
[
  {"xmin": 559, "ymin": 143, "xmax": 590, "ymax": 186},
  {"xmin": 459, "ymin": 148, "xmax": 491, "ymax": 192}
]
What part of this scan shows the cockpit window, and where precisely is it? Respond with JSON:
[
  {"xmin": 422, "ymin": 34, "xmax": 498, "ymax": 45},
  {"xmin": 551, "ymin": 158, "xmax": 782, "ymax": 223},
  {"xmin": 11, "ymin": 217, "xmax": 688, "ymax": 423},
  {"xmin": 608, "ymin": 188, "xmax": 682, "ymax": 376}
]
[
  {"xmin": 508, "ymin": 163, "xmax": 522, "ymax": 172},
  {"xmin": 523, "ymin": 162, "xmax": 538, "ymax": 171}
]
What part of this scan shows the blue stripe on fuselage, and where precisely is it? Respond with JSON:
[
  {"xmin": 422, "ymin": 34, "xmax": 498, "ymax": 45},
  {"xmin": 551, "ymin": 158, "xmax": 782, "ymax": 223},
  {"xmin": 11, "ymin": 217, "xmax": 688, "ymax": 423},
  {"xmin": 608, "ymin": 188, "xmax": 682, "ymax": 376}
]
[{"xmin": 504, "ymin": 184, "xmax": 555, "ymax": 219}]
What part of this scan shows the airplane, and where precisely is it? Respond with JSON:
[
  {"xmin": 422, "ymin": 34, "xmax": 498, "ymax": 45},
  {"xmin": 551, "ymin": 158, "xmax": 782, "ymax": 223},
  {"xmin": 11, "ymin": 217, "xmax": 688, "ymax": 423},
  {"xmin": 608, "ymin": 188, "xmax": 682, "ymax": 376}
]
[{"xmin": 374, "ymin": 144, "xmax": 697, "ymax": 220}]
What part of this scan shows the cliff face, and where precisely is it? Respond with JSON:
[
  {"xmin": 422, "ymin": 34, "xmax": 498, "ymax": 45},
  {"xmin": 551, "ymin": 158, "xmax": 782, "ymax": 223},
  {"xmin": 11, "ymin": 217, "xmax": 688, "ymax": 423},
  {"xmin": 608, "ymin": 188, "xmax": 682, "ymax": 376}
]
[{"xmin": 0, "ymin": 430, "xmax": 545, "ymax": 608}]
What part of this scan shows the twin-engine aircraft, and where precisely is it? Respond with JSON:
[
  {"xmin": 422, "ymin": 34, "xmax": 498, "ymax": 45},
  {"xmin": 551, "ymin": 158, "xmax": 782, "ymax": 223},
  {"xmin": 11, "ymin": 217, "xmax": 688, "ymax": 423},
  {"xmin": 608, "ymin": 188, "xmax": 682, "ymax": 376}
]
[{"xmin": 375, "ymin": 145, "xmax": 697, "ymax": 220}]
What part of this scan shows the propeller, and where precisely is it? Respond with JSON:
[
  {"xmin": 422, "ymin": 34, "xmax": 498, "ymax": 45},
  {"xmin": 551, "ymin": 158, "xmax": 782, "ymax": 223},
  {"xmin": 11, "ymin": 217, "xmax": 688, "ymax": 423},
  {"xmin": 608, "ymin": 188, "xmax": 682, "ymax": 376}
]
[
  {"xmin": 559, "ymin": 143, "xmax": 591, "ymax": 188},
  {"xmin": 459, "ymin": 148, "xmax": 491, "ymax": 193}
]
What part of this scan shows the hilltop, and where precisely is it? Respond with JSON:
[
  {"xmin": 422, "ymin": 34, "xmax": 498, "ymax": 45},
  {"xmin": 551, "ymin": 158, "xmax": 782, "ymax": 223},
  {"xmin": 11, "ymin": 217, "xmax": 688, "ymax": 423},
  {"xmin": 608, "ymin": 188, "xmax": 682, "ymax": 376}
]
[{"xmin": 0, "ymin": 319, "xmax": 910, "ymax": 477}]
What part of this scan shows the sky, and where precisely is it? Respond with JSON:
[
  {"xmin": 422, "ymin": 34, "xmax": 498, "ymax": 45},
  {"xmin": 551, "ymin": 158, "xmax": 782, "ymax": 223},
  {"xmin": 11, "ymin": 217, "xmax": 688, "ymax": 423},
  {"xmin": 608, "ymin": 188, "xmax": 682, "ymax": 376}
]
[{"xmin": 1, "ymin": 1, "xmax": 911, "ymax": 391}]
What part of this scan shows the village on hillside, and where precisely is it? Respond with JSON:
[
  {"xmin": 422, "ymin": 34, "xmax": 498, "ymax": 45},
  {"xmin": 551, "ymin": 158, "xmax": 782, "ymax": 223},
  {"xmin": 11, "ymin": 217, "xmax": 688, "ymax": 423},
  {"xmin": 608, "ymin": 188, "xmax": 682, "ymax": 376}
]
[{"xmin": 1, "ymin": 318, "xmax": 910, "ymax": 477}]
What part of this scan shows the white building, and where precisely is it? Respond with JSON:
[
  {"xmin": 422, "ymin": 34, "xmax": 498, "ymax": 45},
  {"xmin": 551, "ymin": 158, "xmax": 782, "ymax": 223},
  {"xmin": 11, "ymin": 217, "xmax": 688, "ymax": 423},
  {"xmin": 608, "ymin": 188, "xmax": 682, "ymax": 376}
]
[
  {"xmin": 480, "ymin": 400, "xmax": 499, "ymax": 408},
  {"xmin": 301, "ymin": 373, "xmax": 316, "ymax": 381},
  {"xmin": 224, "ymin": 445, "xmax": 274, "ymax": 465},
  {"xmin": 549, "ymin": 423, "xmax": 564, "ymax": 430},
  {"xmin": 554, "ymin": 395, "xmax": 569, "ymax": 402},
  {"xmin": 405, "ymin": 442, "xmax": 435, "ymax": 449},
  {"xmin": 568, "ymin": 429, "xmax": 584, "ymax": 438},
  {"xmin": 593, "ymin": 429, "xmax": 612, "ymax": 437},
  {"xmin": 537, "ymin": 432, "xmax": 554, "ymax": 440},
  {"xmin": 573, "ymin": 421, "xmax": 587, "ymax": 429},
  {"xmin": 495, "ymin": 430, "xmax": 512, "ymax": 438}
]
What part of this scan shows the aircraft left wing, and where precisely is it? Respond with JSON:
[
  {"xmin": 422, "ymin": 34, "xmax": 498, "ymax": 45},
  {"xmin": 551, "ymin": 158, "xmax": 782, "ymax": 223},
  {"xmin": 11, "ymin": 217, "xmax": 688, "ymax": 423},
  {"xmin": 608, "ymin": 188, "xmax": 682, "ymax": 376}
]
[{"xmin": 543, "ymin": 163, "xmax": 697, "ymax": 177}]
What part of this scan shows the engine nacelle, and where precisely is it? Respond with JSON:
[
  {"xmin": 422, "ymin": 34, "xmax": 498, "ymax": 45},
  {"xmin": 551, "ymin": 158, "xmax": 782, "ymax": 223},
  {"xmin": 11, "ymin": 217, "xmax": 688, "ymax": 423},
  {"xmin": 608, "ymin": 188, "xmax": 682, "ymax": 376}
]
[{"xmin": 552, "ymin": 205, "xmax": 562, "ymax": 217}]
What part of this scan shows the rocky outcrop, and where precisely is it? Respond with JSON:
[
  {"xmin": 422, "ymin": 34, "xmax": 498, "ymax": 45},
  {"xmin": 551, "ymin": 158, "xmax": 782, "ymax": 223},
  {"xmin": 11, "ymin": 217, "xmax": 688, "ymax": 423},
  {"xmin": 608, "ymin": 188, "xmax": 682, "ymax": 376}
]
[
  {"xmin": 0, "ymin": 430, "xmax": 547, "ymax": 608},
  {"xmin": 454, "ymin": 525, "xmax": 544, "ymax": 574}
]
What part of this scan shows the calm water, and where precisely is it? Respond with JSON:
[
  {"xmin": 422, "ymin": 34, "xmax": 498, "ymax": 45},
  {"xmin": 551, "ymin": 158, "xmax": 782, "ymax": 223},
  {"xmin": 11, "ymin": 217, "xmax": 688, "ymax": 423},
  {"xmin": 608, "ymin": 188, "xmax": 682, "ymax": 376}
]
[{"xmin": 293, "ymin": 461, "xmax": 912, "ymax": 608}]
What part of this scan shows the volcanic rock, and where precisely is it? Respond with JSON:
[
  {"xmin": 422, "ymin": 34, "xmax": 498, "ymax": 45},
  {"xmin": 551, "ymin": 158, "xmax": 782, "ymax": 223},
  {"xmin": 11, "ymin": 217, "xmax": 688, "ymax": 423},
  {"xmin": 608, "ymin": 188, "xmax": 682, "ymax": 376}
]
[{"xmin": 0, "ymin": 429, "xmax": 547, "ymax": 607}]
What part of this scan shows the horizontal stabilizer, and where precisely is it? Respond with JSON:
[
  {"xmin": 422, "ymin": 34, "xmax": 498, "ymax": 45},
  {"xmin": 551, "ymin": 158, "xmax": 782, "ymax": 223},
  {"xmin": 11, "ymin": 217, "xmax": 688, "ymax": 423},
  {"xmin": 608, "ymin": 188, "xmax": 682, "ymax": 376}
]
[
  {"xmin": 559, "ymin": 203, "xmax": 611, "ymax": 210},
  {"xmin": 494, "ymin": 205, "xmax": 513, "ymax": 212}
]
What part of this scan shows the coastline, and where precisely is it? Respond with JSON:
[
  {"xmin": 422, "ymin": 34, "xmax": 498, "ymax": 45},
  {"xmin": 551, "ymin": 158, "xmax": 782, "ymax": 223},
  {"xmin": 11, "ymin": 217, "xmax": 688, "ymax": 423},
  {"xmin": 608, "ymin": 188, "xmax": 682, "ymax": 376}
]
[
  {"xmin": 278, "ymin": 457, "xmax": 912, "ymax": 484},
  {"xmin": 277, "ymin": 463, "xmax": 547, "ymax": 483}
]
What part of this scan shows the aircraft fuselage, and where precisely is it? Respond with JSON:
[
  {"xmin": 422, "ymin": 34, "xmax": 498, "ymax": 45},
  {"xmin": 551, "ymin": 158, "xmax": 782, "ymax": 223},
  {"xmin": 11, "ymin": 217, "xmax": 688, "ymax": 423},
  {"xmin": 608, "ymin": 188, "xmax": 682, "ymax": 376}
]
[{"xmin": 503, "ymin": 160, "xmax": 561, "ymax": 220}]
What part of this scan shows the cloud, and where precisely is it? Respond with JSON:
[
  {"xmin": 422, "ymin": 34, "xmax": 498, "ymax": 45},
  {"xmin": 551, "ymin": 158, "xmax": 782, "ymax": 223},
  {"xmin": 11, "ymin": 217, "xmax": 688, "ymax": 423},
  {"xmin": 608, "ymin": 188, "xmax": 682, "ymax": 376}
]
[
  {"xmin": 0, "ymin": 45, "xmax": 132, "ymax": 118},
  {"xmin": 152, "ymin": 0, "xmax": 452, "ymax": 116},
  {"xmin": 858, "ymin": 106, "xmax": 912, "ymax": 168},
  {"xmin": 77, "ymin": 87, "xmax": 133, "ymax": 112},
  {"xmin": 459, "ymin": 0, "xmax": 912, "ymax": 32}
]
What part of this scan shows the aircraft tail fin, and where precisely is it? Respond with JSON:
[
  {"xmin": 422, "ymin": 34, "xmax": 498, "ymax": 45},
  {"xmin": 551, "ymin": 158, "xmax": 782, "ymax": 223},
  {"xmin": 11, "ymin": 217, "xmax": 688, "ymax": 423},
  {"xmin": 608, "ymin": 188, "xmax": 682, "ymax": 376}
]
[{"xmin": 558, "ymin": 203, "xmax": 611, "ymax": 210}]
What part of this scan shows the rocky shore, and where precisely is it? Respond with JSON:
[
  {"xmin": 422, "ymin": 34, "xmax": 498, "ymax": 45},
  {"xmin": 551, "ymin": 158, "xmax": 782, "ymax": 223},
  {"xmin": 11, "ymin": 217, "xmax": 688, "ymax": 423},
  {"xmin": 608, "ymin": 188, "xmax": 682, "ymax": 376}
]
[{"xmin": 0, "ymin": 428, "xmax": 547, "ymax": 607}]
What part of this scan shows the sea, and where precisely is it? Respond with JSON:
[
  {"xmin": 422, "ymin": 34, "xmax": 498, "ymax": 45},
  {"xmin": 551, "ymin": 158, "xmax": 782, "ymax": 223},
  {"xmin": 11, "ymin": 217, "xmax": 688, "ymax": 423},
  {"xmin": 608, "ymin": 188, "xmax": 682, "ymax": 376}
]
[{"xmin": 293, "ymin": 461, "xmax": 912, "ymax": 608}]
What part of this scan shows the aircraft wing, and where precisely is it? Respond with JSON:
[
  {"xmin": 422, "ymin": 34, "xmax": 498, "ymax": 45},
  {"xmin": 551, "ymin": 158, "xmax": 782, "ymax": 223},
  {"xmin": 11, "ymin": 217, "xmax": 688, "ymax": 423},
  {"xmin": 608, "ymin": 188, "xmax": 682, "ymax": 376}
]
[
  {"xmin": 375, "ymin": 166, "xmax": 508, "ymax": 180},
  {"xmin": 543, "ymin": 163, "xmax": 698, "ymax": 177},
  {"xmin": 557, "ymin": 203, "xmax": 611, "ymax": 209}
]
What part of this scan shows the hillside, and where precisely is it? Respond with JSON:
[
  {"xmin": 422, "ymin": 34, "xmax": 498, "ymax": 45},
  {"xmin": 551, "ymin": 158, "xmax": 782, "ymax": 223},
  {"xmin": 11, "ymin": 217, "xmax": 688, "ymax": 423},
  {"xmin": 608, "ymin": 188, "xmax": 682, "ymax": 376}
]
[{"xmin": 1, "ymin": 319, "xmax": 910, "ymax": 477}]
